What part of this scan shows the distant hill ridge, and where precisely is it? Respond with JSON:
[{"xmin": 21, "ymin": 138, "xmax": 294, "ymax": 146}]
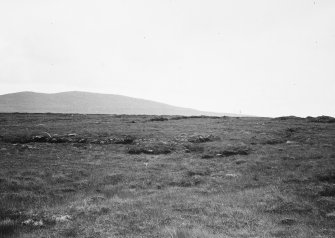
[{"xmin": 0, "ymin": 91, "xmax": 241, "ymax": 116}]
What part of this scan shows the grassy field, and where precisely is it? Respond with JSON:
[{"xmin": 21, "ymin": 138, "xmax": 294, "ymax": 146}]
[{"xmin": 0, "ymin": 113, "xmax": 334, "ymax": 238}]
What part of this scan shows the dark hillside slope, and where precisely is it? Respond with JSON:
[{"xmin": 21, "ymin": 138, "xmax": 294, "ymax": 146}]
[{"xmin": 0, "ymin": 91, "xmax": 241, "ymax": 116}]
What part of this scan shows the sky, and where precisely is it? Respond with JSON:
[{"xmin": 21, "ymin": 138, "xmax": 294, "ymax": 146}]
[{"xmin": 0, "ymin": 0, "xmax": 334, "ymax": 117}]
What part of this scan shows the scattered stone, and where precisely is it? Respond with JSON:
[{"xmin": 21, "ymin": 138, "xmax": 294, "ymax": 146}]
[
  {"xmin": 326, "ymin": 211, "xmax": 335, "ymax": 218},
  {"xmin": 78, "ymin": 138, "xmax": 87, "ymax": 143},
  {"xmin": 32, "ymin": 135, "xmax": 49, "ymax": 142},
  {"xmin": 322, "ymin": 144, "xmax": 332, "ymax": 147},
  {"xmin": 20, "ymin": 145, "xmax": 36, "ymax": 150},
  {"xmin": 52, "ymin": 215, "xmax": 72, "ymax": 223},
  {"xmin": 23, "ymin": 219, "xmax": 44, "ymax": 227},
  {"xmin": 226, "ymin": 173, "xmax": 239, "ymax": 178}
]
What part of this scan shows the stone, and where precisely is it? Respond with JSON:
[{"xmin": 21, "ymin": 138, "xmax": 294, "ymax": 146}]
[
  {"xmin": 226, "ymin": 173, "xmax": 239, "ymax": 178},
  {"xmin": 326, "ymin": 211, "xmax": 335, "ymax": 218},
  {"xmin": 53, "ymin": 215, "xmax": 72, "ymax": 222}
]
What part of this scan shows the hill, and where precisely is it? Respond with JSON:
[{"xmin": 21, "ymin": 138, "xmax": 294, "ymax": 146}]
[{"xmin": 0, "ymin": 91, "xmax": 241, "ymax": 116}]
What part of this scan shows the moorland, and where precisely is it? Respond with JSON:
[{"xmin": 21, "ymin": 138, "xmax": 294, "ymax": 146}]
[{"xmin": 0, "ymin": 113, "xmax": 334, "ymax": 238}]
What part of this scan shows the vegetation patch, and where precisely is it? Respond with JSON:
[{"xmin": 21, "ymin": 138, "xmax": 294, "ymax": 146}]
[
  {"xmin": 184, "ymin": 144, "xmax": 205, "ymax": 153},
  {"xmin": 188, "ymin": 135, "xmax": 218, "ymax": 143},
  {"xmin": 306, "ymin": 116, "xmax": 335, "ymax": 123},
  {"xmin": 149, "ymin": 117, "xmax": 169, "ymax": 122},
  {"xmin": 316, "ymin": 173, "xmax": 335, "ymax": 183},
  {"xmin": 109, "ymin": 135, "xmax": 135, "ymax": 144},
  {"xmin": 319, "ymin": 187, "xmax": 335, "ymax": 197}
]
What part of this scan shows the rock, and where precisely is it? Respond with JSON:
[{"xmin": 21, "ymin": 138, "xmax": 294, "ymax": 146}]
[
  {"xmin": 23, "ymin": 219, "xmax": 44, "ymax": 226},
  {"xmin": 33, "ymin": 220, "xmax": 44, "ymax": 226},
  {"xmin": 32, "ymin": 135, "xmax": 49, "ymax": 142},
  {"xmin": 0, "ymin": 148, "xmax": 7, "ymax": 151},
  {"xmin": 67, "ymin": 133, "xmax": 77, "ymax": 137},
  {"xmin": 226, "ymin": 173, "xmax": 239, "ymax": 178},
  {"xmin": 286, "ymin": 141, "xmax": 296, "ymax": 144},
  {"xmin": 19, "ymin": 144, "xmax": 36, "ymax": 150},
  {"xmin": 326, "ymin": 211, "xmax": 335, "ymax": 218},
  {"xmin": 52, "ymin": 215, "xmax": 72, "ymax": 223}
]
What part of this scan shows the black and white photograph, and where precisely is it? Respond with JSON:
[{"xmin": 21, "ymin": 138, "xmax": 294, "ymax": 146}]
[{"xmin": 0, "ymin": 0, "xmax": 334, "ymax": 237}]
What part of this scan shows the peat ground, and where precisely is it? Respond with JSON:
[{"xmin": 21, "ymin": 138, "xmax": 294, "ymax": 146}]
[{"xmin": 0, "ymin": 113, "xmax": 334, "ymax": 237}]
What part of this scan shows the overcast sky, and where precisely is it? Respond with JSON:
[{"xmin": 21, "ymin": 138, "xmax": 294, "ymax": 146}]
[{"xmin": 0, "ymin": 0, "xmax": 334, "ymax": 117}]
